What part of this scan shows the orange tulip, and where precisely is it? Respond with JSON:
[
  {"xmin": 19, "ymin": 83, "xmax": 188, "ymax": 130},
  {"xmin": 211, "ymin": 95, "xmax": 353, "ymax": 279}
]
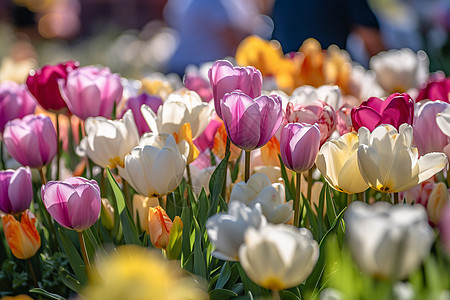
[
  {"xmin": 260, "ymin": 135, "xmax": 281, "ymax": 167},
  {"xmin": 173, "ymin": 123, "xmax": 200, "ymax": 164},
  {"xmin": 148, "ymin": 206, "xmax": 173, "ymax": 249},
  {"xmin": 2, "ymin": 209, "xmax": 41, "ymax": 259},
  {"xmin": 212, "ymin": 122, "xmax": 242, "ymax": 161}
]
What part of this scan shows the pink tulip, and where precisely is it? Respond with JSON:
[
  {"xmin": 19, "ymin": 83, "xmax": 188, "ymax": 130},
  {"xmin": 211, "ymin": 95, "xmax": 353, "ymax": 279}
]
[
  {"xmin": 220, "ymin": 91, "xmax": 282, "ymax": 151},
  {"xmin": 417, "ymin": 76, "xmax": 450, "ymax": 103},
  {"xmin": 26, "ymin": 61, "xmax": 78, "ymax": 112},
  {"xmin": 0, "ymin": 167, "xmax": 32, "ymax": 214},
  {"xmin": 351, "ymin": 93, "xmax": 414, "ymax": 132},
  {"xmin": 184, "ymin": 72, "xmax": 213, "ymax": 102},
  {"xmin": 3, "ymin": 114, "xmax": 57, "ymax": 168},
  {"xmin": 0, "ymin": 81, "xmax": 36, "ymax": 133},
  {"xmin": 336, "ymin": 103, "xmax": 353, "ymax": 136},
  {"xmin": 60, "ymin": 66, "xmax": 123, "ymax": 120},
  {"xmin": 208, "ymin": 60, "xmax": 262, "ymax": 119},
  {"xmin": 119, "ymin": 93, "xmax": 162, "ymax": 135},
  {"xmin": 41, "ymin": 177, "xmax": 101, "ymax": 231},
  {"xmin": 193, "ymin": 116, "xmax": 222, "ymax": 152},
  {"xmin": 280, "ymin": 123, "xmax": 321, "ymax": 173},
  {"xmin": 284, "ymin": 100, "xmax": 336, "ymax": 146}
]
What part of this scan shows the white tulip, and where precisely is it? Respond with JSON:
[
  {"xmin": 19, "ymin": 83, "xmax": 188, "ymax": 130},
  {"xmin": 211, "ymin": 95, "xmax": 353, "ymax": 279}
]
[
  {"xmin": 291, "ymin": 85, "xmax": 342, "ymax": 111},
  {"xmin": 206, "ymin": 201, "xmax": 266, "ymax": 261},
  {"xmin": 357, "ymin": 124, "xmax": 447, "ymax": 193},
  {"xmin": 230, "ymin": 173, "xmax": 293, "ymax": 224},
  {"xmin": 117, "ymin": 135, "xmax": 186, "ymax": 197},
  {"xmin": 77, "ymin": 110, "xmax": 140, "ymax": 168},
  {"xmin": 436, "ymin": 107, "xmax": 450, "ymax": 137},
  {"xmin": 345, "ymin": 201, "xmax": 434, "ymax": 280},
  {"xmin": 239, "ymin": 223, "xmax": 319, "ymax": 290},
  {"xmin": 141, "ymin": 88, "xmax": 212, "ymax": 139}
]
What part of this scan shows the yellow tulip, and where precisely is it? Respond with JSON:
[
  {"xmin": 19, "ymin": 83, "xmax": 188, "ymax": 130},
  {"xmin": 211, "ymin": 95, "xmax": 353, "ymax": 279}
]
[
  {"xmin": 132, "ymin": 194, "xmax": 159, "ymax": 233},
  {"xmin": 173, "ymin": 123, "xmax": 199, "ymax": 164}
]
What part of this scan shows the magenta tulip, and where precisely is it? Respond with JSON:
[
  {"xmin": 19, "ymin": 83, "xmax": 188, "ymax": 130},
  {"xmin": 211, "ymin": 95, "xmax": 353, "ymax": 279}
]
[
  {"xmin": 60, "ymin": 66, "xmax": 123, "ymax": 120},
  {"xmin": 0, "ymin": 167, "xmax": 32, "ymax": 214},
  {"xmin": 0, "ymin": 81, "xmax": 36, "ymax": 133},
  {"xmin": 208, "ymin": 60, "xmax": 262, "ymax": 119},
  {"xmin": 351, "ymin": 93, "xmax": 414, "ymax": 132},
  {"xmin": 184, "ymin": 71, "xmax": 213, "ymax": 102},
  {"xmin": 220, "ymin": 91, "xmax": 282, "ymax": 151},
  {"xmin": 26, "ymin": 61, "xmax": 78, "ymax": 112},
  {"xmin": 119, "ymin": 93, "xmax": 162, "ymax": 135},
  {"xmin": 41, "ymin": 177, "xmax": 101, "ymax": 231},
  {"xmin": 417, "ymin": 76, "xmax": 450, "ymax": 103},
  {"xmin": 280, "ymin": 123, "xmax": 321, "ymax": 173},
  {"xmin": 3, "ymin": 114, "xmax": 57, "ymax": 169},
  {"xmin": 284, "ymin": 100, "xmax": 336, "ymax": 146}
]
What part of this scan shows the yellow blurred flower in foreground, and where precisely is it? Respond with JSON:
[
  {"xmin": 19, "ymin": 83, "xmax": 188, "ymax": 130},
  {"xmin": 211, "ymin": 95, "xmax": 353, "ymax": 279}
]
[
  {"xmin": 0, "ymin": 295, "xmax": 33, "ymax": 300},
  {"xmin": 79, "ymin": 245, "xmax": 206, "ymax": 300}
]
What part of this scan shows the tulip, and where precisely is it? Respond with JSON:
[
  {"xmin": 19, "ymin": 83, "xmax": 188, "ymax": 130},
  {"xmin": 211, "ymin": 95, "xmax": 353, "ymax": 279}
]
[
  {"xmin": 2, "ymin": 209, "xmax": 41, "ymax": 259},
  {"xmin": 351, "ymin": 93, "xmax": 414, "ymax": 132},
  {"xmin": 172, "ymin": 123, "xmax": 200, "ymax": 164},
  {"xmin": 77, "ymin": 110, "xmax": 140, "ymax": 169},
  {"xmin": 369, "ymin": 48, "xmax": 429, "ymax": 94},
  {"xmin": 357, "ymin": 124, "xmax": 447, "ymax": 193},
  {"xmin": 260, "ymin": 135, "xmax": 281, "ymax": 167},
  {"xmin": 206, "ymin": 201, "xmax": 266, "ymax": 261},
  {"xmin": 141, "ymin": 89, "xmax": 212, "ymax": 140},
  {"xmin": 316, "ymin": 132, "xmax": 369, "ymax": 194},
  {"xmin": 132, "ymin": 194, "xmax": 158, "ymax": 232},
  {"xmin": 0, "ymin": 167, "xmax": 33, "ymax": 215},
  {"xmin": 220, "ymin": 91, "xmax": 282, "ymax": 151},
  {"xmin": 284, "ymin": 100, "xmax": 336, "ymax": 146},
  {"xmin": 148, "ymin": 206, "xmax": 178, "ymax": 250},
  {"xmin": 280, "ymin": 123, "xmax": 321, "ymax": 173},
  {"xmin": 208, "ymin": 60, "xmax": 263, "ymax": 119},
  {"xmin": 230, "ymin": 173, "xmax": 293, "ymax": 224},
  {"xmin": 193, "ymin": 116, "xmax": 222, "ymax": 152},
  {"xmin": 0, "ymin": 81, "xmax": 36, "ymax": 133},
  {"xmin": 119, "ymin": 93, "xmax": 162, "ymax": 135},
  {"xmin": 3, "ymin": 114, "xmax": 57, "ymax": 169},
  {"xmin": 41, "ymin": 177, "xmax": 101, "ymax": 231},
  {"xmin": 290, "ymin": 85, "xmax": 342, "ymax": 111},
  {"xmin": 336, "ymin": 103, "xmax": 353, "ymax": 136},
  {"xmin": 413, "ymin": 100, "xmax": 450, "ymax": 156},
  {"xmin": 26, "ymin": 61, "xmax": 78, "ymax": 112},
  {"xmin": 426, "ymin": 182, "xmax": 449, "ymax": 225},
  {"xmin": 140, "ymin": 77, "xmax": 174, "ymax": 101},
  {"xmin": 211, "ymin": 121, "xmax": 242, "ymax": 161},
  {"xmin": 60, "ymin": 66, "xmax": 123, "ymax": 120},
  {"xmin": 100, "ymin": 198, "xmax": 115, "ymax": 231},
  {"xmin": 417, "ymin": 76, "xmax": 450, "ymax": 103},
  {"xmin": 184, "ymin": 65, "xmax": 213, "ymax": 102},
  {"xmin": 239, "ymin": 224, "xmax": 319, "ymax": 290},
  {"xmin": 345, "ymin": 201, "xmax": 434, "ymax": 280},
  {"xmin": 118, "ymin": 135, "xmax": 186, "ymax": 197}
]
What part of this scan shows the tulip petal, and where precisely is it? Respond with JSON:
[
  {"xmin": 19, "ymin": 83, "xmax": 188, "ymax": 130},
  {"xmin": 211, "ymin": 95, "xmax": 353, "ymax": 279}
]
[{"xmin": 417, "ymin": 152, "xmax": 448, "ymax": 184}]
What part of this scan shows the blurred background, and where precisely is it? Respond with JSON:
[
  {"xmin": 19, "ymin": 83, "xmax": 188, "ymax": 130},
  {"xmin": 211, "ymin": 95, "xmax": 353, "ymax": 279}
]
[{"xmin": 0, "ymin": 0, "xmax": 448, "ymax": 80}]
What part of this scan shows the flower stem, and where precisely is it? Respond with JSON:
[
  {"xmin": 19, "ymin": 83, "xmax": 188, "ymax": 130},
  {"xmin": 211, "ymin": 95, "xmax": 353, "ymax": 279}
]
[
  {"xmin": 307, "ymin": 167, "xmax": 313, "ymax": 207},
  {"xmin": 38, "ymin": 168, "xmax": 47, "ymax": 185},
  {"xmin": 56, "ymin": 113, "xmax": 61, "ymax": 180},
  {"xmin": 123, "ymin": 179, "xmax": 132, "ymax": 213},
  {"xmin": 27, "ymin": 259, "xmax": 38, "ymax": 286},
  {"xmin": 0, "ymin": 140, "xmax": 5, "ymax": 170},
  {"xmin": 158, "ymin": 197, "xmax": 165, "ymax": 210},
  {"xmin": 393, "ymin": 192, "xmax": 399, "ymax": 204},
  {"xmin": 186, "ymin": 163, "xmax": 192, "ymax": 187},
  {"xmin": 244, "ymin": 150, "xmax": 251, "ymax": 182},
  {"xmin": 294, "ymin": 172, "xmax": 301, "ymax": 227},
  {"xmin": 221, "ymin": 137, "xmax": 230, "ymax": 201},
  {"xmin": 347, "ymin": 193, "xmax": 353, "ymax": 206},
  {"xmin": 78, "ymin": 231, "xmax": 91, "ymax": 273},
  {"xmin": 271, "ymin": 290, "xmax": 280, "ymax": 300}
]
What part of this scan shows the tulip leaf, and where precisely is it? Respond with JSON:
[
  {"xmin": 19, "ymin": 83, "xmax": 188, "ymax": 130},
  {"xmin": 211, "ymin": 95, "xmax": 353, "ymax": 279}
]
[
  {"xmin": 278, "ymin": 154, "xmax": 295, "ymax": 201},
  {"xmin": 231, "ymin": 151, "xmax": 242, "ymax": 183},
  {"xmin": 237, "ymin": 262, "xmax": 261, "ymax": 295},
  {"xmin": 279, "ymin": 290, "xmax": 300, "ymax": 300},
  {"xmin": 193, "ymin": 217, "xmax": 207, "ymax": 278},
  {"xmin": 166, "ymin": 216, "xmax": 183, "ymax": 260},
  {"xmin": 215, "ymin": 262, "xmax": 231, "ymax": 289},
  {"xmin": 181, "ymin": 204, "xmax": 193, "ymax": 262},
  {"xmin": 209, "ymin": 288, "xmax": 238, "ymax": 300},
  {"xmin": 198, "ymin": 187, "xmax": 209, "ymax": 228},
  {"xmin": 83, "ymin": 226, "xmax": 106, "ymax": 257},
  {"xmin": 29, "ymin": 288, "xmax": 66, "ymax": 300},
  {"xmin": 208, "ymin": 151, "xmax": 230, "ymax": 218},
  {"xmin": 106, "ymin": 168, "xmax": 141, "ymax": 245},
  {"xmin": 57, "ymin": 228, "xmax": 87, "ymax": 285}
]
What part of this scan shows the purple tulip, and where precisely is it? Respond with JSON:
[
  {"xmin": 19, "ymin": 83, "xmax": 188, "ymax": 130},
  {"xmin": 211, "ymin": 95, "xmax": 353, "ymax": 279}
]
[
  {"xmin": 0, "ymin": 167, "xmax": 32, "ymax": 214},
  {"xmin": 184, "ymin": 72, "xmax": 213, "ymax": 102},
  {"xmin": 417, "ymin": 76, "xmax": 450, "ymax": 103},
  {"xmin": 351, "ymin": 93, "xmax": 414, "ymax": 132},
  {"xmin": 60, "ymin": 66, "xmax": 123, "ymax": 120},
  {"xmin": 41, "ymin": 177, "xmax": 101, "ymax": 231},
  {"xmin": 0, "ymin": 81, "xmax": 36, "ymax": 133},
  {"xmin": 26, "ymin": 61, "xmax": 79, "ymax": 112},
  {"xmin": 119, "ymin": 93, "xmax": 162, "ymax": 135},
  {"xmin": 208, "ymin": 60, "xmax": 262, "ymax": 119},
  {"xmin": 220, "ymin": 91, "xmax": 282, "ymax": 151},
  {"xmin": 280, "ymin": 123, "xmax": 321, "ymax": 173},
  {"xmin": 3, "ymin": 114, "xmax": 57, "ymax": 169}
]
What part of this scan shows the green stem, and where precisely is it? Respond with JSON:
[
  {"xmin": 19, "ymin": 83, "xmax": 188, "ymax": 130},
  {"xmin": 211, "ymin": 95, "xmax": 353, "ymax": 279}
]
[
  {"xmin": 38, "ymin": 168, "xmax": 47, "ymax": 186},
  {"xmin": 393, "ymin": 192, "xmax": 399, "ymax": 204},
  {"xmin": 0, "ymin": 140, "xmax": 5, "ymax": 170},
  {"xmin": 88, "ymin": 158, "xmax": 94, "ymax": 179},
  {"xmin": 221, "ymin": 137, "xmax": 231, "ymax": 201},
  {"xmin": 158, "ymin": 197, "xmax": 165, "ymax": 210},
  {"xmin": 294, "ymin": 172, "xmax": 301, "ymax": 227},
  {"xmin": 272, "ymin": 290, "xmax": 280, "ymax": 300},
  {"xmin": 27, "ymin": 259, "xmax": 38, "ymax": 287},
  {"xmin": 380, "ymin": 192, "xmax": 388, "ymax": 202},
  {"xmin": 56, "ymin": 113, "xmax": 61, "ymax": 180},
  {"xmin": 100, "ymin": 168, "xmax": 106, "ymax": 198},
  {"xmin": 358, "ymin": 191, "xmax": 366, "ymax": 203},
  {"xmin": 38, "ymin": 167, "xmax": 59, "ymax": 250},
  {"xmin": 307, "ymin": 167, "xmax": 313, "ymax": 207},
  {"xmin": 244, "ymin": 150, "xmax": 251, "ymax": 182},
  {"xmin": 186, "ymin": 163, "xmax": 192, "ymax": 187},
  {"xmin": 78, "ymin": 231, "xmax": 91, "ymax": 273},
  {"xmin": 347, "ymin": 193, "xmax": 353, "ymax": 206},
  {"xmin": 123, "ymin": 179, "xmax": 132, "ymax": 213}
]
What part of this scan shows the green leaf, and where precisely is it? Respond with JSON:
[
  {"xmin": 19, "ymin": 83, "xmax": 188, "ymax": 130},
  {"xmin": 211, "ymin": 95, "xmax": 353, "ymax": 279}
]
[
  {"xmin": 59, "ymin": 268, "xmax": 81, "ymax": 293},
  {"xmin": 198, "ymin": 188, "xmax": 209, "ymax": 228},
  {"xmin": 208, "ymin": 152, "xmax": 230, "ymax": 218},
  {"xmin": 166, "ymin": 216, "xmax": 183, "ymax": 260},
  {"xmin": 181, "ymin": 205, "xmax": 192, "ymax": 263},
  {"xmin": 209, "ymin": 288, "xmax": 238, "ymax": 300},
  {"xmin": 193, "ymin": 218, "xmax": 207, "ymax": 278},
  {"xmin": 279, "ymin": 290, "xmax": 300, "ymax": 300},
  {"xmin": 278, "ymin": 154, "xmax": 295, "ymax": 201},
  {"xmin": 106, "ymin": 168, "xmax": 141, "ymax": 245},
  {"xmin": 29, "ymin": 288, "xmax": 66, "ymax": 300},
  {"xmin": 231, "ymin": 151, "xmax": 242, "ymax": 183},
  {"xmin": 215, "ymin": 262, "xmax": 231, "ymax": 289},
  {"xmin": 237, "ymin": 262, "xmax": 261, "ymax": 295},
  {"xmin": 57, "ymin": 229, "xmax": 87, "ymax": 285}
]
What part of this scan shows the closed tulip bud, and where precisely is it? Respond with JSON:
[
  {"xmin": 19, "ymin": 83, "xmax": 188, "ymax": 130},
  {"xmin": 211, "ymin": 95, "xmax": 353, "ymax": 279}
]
[
  {"xmin": 148, "ymin": 206, "xmax": 182, "ymax": 250},
  {"xmin": 100, "ymin": 198, "xmax": 115, "ymax": 231},
  {"xmin": 357, "ymin": 124, "xmax": 448, "ymax": 193},
  {"xmin": 3, "ymin": 114, "xmax": 57, "ymax": 169},
  {"xmin": 345, "ymin": 201, "xmax": 434, "ymax": 280},
  {"xmin": 60, "ymin": 66, "xmax": 123, "ymax": 120},
  {"xmin": 77, "ymin": 110, "xmax": 140, "ymax": 169},
  {"xmin": 2, "ymin": 209, "xmax": 41, "ymax": 259},
  {"xmin": 26, "ymin": 61, "xmax": 78, "ymax": 112},
  {"xmin": 133, "ymin": 194, "xmax": 158, "ymax": 232},
  {"xmin": 316, "ymin": 132, "xmax": 369, "ymax": 194},
  {"xmin": 41, "ymin": 177, "xmax": 101, "ymax": 231},
  {"xmin": 280, "ymin": 123, "xmax": 321, "ymax": 173},
  {"xmin": 208, "ymin": 60, "xmax": 262, "ymax": 119},
  {"xmin": 239, "ymin": 224, "xmax": 319, "ymax": 290},
  {"xmin": 427, "ymin": 182, "xmax": 449, "ymax": 225},
  {"xmin": 0, "ymin": 167, "xmax": 33, "ymax": 215},
  {"xmin": 0, "ymin": 81, "xmax": 36, "ymax": 133}
]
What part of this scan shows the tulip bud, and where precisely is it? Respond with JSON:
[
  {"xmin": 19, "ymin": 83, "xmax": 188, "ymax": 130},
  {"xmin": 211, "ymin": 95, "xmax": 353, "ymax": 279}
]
[
  {"xmin": 100, "ymin": 198, "xmax": 115, "ymax": 231},
  {"xmin": 148, "ymin": 206, "xmax": 177, "ymax": 250},
  {"xmin": 427, "ymin": 182, "xmax": 449, "ymax": 225},
  {"xmin": 2, "ymin": 209, "xmax": 41, "ymax": 259},
  {"xmin": 0, "ymin": 167, "xmax": 33, "ymax": 215}
]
